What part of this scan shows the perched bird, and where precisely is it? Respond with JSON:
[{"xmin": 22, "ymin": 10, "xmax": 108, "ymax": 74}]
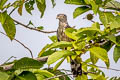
[{"xmin": 56, "ymin": 14, "xmax": 82, "ymax": 77}]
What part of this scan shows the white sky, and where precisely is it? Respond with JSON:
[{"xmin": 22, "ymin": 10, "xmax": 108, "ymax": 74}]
[{"xmin": 0, "ymin": 0, "xmax": 120, "ymax": 78}]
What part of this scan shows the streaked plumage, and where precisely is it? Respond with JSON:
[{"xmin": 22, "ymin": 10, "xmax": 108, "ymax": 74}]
[{"xmin": 56, "ymin": 14, "xmax": 82, "ymax": 77}]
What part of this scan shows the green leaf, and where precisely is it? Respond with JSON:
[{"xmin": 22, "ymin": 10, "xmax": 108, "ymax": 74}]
[
  {"xmin": 47, "ymin": 50, "xmax": 74, "ymax": 65},
  {"xmin": 45, "ymin": 69, "xmax": 71, "ymax": 80},
  {"xmin": 88, "ymin": 73, "xmax": 106, "ymax": 80},
  {"xmin": 104, "ymin": 1, "xmax": 120, "ymax": 11},
  {"xmin": 33, "ymin": 69, "xmax": 59, "ymax": 80},
  {"xmin": 73, "ymin": 6, "xmax": 91, "ymax": 18},
  {"xmin": 48, "ymin": 41, "xmax": 72, "ymax": 50},
  {"xmin": 64, "ymin": 0, "xmax": 86, "ymax": 5},
  {"xmin": 99, "ymin": 11, "xmax": 120, "ymax": 30},
  {"xmin": 48, "ymin": 35, "xmax": 57, "ymax": 42},
  {"xmin": 96, "ymin": 75, "xmax": 106, "ymax": 80},
  {"xmin": 65, "ymin": 28, "xmax": 78, "ymax": 40},
  {"xmin": 13, "ymin": 57, "xmax": 45, "ymax": 69},
  {"xmin": 0, "ymin": 71, "xmax": 9, "ymax": 80},
  {"xmin": 75, "ymin": 74, "xmax": 87, "ymax": 80},
  {"xmin": 90, "ymin": 0, "xmax": 99, "ymax": 14},
  {"xmin": 101, "ymin": 41, "xmax": 113, "ymax": 52},
  {"xmin": 0, "ymin": 0, "xmax": 7, "ymax": 10},
  {"xmin": 38, "ymin": 44, "xmax": 51, "ymax": 57},
  {"xmin": 99, "ymin": 11, "xmax": 113, "ymax": 28},
  {"xmin": 53, "ymin": 57, "xmax": 65, "ymax": 71},
  {"xmin": 36, "ymin": 0, "xmax": 46, "ymax": 18},
  {"xmin": 95, "ymin": 0, "xmax": 102, "ymax": 5},
  {"xmin": 17, "ymin": 71, "xmax": 37, "ymax": 80},
  {"xmin": 91, "ymin": 22, "xmax": 100, "ymax": 29},
  {"xmin": 0, "ymin": 11, "xmax": 16, "ymax": 40},
  {"xmin": 35, "ymin": 74, "xmax": 45, "ymax": 80},
  {"xmin": 36, "ymin": 26, "xmax": 44, "ymax": 30},
  {"xmin": 75, "ymin": 27, "xmax": 101, "ymax": 40},
  {"xmin": 40, "ymin": 50, "xmax": 56, "ymax": 57},
  {"xmin": 25, "ymin": 0, "xmax": 35, "ymax": 15},
  {"xmin": 113, "ymin": 45, "xmax": 120, "ymax": 63},
  {"xmin": 90, "ymin": 52, "xmax": 99, "ymax": 64},
  {"xmin": 51, "ymin": 0, "xmax": 56, "ymax": 8},
  {"xmin": 89, "ymin": 47, "xmax": 109, "ymax": 63}
]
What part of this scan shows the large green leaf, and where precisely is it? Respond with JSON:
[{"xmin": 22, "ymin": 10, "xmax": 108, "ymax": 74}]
[
  {"xmin": 16, "ymin": 71, "xmax": 37, "ymax": 80},
  {"xmin": 48, "ymin": 41, "xmax": 72, "ymax": 50},
  {"xmin": 36, "ymin": 0, "xmax": 46, "ymax": 18},
  {"xmin": 89, "ymin": 47, "xmax": 109, "ymax": 63},
  {"xmin": 99, "ymin": 11, "xmax": 120, "ymax": 30},
  {"xmin": 99, "ymin": 11, "xmax": 114, "ymax": 28},
  {"xmin": 0, "ymin": 11, "xmax": 16, "ymax": 40},
  {"xmin": 65, "ymin": 28, "xmax": 78, "ymax": 40},
  {"xmin": 0, "ymin": 0, "xmax": 7, "ymax": 10},
  {"xmin": 47, "ymin": 50, "xmax": 74, "ymax": 65},
  {"xmin": 64, "ymin": 0, "xmax": 86, "ymax": 5},
  {"xmin": 113, "ymin": 45, "xmax": 120, "ymax": 63},
  {"xmin": 0, "ymin": 71, "xmax": 9, "ymax": 80},
  {"xmin": 13, "ymin": 57, "xmax": 45, "ymax": 69},
  {"xmin": 75, "ymin": 27, "xmax": 101, "ymax": 40},
  {"xmin": 73, "ymin": 6, "xmax": 91, "ymax": 18}
]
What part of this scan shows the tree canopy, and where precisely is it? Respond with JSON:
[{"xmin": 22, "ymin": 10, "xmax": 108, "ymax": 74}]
[{"xmin": 0, "ymin": 0, "xmax": 120, "ymax": 80}]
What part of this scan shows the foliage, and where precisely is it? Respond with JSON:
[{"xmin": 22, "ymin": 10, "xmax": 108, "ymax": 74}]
[{"xmin": 0, "ymin": 0, "xmax": 120, "ymax": 80}]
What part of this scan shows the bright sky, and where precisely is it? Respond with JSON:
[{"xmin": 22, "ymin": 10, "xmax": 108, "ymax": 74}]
[{"xmin": 0, "ymin": 0, "xmax": 120, "ymax": 77}]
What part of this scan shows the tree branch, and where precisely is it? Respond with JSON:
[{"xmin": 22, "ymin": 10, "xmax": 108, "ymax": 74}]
[
  {"xmin": 13, "ymin": 19, "xmax": 57, "ymax": 33},
  {"xmin": 45, "ymin": 74, "xmax": 72, "ymax": 80},
  {"xmin": 0, "ymin": 31, "xmax": 33, "ymax": 58}
]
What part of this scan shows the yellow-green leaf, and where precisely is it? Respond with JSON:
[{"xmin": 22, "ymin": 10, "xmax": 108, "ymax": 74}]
[
  {"xmin": 53, "ymin": 57, "xmax": 65, "ymax": 71},
  {"xmin": 0, "ymin": 11, "xmax": 16, "ymax": 40},
  {"xmin": 64, "ymin": 0, "xmax": 86, "ymax": 5},
  {"xmin": 89, "ymin": 47, "xmax": 109, "ymax": 63},
  {"xmin": 47, "ymin": 50, "xmax": 74, "ymax": 65},
  {"xmin": 48, "ymin": 41, "xmax": 72, "ymax": 50}
]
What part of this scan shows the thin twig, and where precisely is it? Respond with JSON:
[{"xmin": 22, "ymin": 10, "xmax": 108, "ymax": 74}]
[
  {"xmin": 9, "ymin": 8, "xmax": 16, "ymax": 15},
  {"xmin": 0, "ymin": 31, "xmax": 33, "ymax": 58},
  {"xmin": 97, "ymin": 66, "xmax": 120, "ymax": 72},
  {"xmin": 13, "ymin": 19, "xmax": 57, "ymax": 33},
  {"xmin": 45, "ymin": 74, "xmax": 73, "ymax": 80},
  {"xmin": 2, "ymin": 56, "xmax": 16, "ymax": 65},
  {"xmin": 89, "ymin": 63, "xmax": 120, "ymax": 72}
]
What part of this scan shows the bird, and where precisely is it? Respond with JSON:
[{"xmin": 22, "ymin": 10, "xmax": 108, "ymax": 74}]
[{"xmin": 56, "ymin": 14, "xmax": 82, "ymax": 77}]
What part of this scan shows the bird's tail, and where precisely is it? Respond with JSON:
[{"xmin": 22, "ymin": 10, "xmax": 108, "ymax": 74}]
[{"xmin": 70, "ymin": 58, "xmax": 82, "ymax": 77}]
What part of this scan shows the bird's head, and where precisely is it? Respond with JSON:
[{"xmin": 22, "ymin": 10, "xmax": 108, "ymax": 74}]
[{"xmin": 56, "ymin": 14, "xmax": 67, "ymax": 22}]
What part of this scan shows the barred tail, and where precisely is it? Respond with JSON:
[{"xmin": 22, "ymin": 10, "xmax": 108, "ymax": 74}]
[{"xmin": 70, "ymin": 59, "xmax": 82, "ymax": 77}]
